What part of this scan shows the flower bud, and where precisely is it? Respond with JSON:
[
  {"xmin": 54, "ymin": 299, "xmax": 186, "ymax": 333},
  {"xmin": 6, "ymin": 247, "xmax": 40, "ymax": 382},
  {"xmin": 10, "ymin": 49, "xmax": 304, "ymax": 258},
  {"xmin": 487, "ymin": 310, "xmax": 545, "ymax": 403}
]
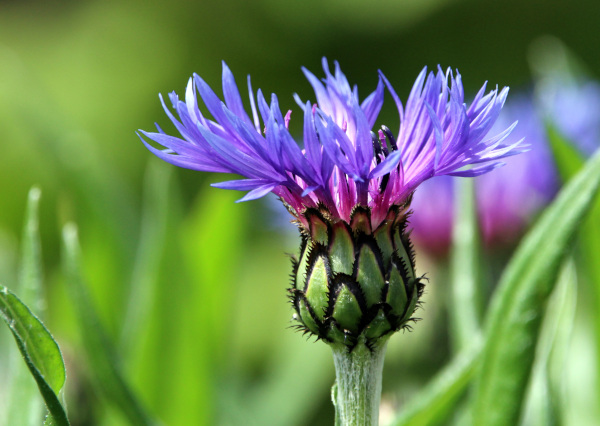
[{"xmin": 289, "ymin": 204, "xmax": 424, "ymax": 348}]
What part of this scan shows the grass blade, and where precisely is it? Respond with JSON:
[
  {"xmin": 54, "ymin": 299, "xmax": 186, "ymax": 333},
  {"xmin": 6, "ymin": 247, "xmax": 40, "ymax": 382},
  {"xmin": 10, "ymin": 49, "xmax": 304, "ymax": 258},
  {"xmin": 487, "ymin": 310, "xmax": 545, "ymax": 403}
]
[
  {"xmin": 61, "ymin": 224, "xmax": 155, "ymax": 426},
  {"xmin": 5, "ymin": 187, "xmax": 46, "ymax": 426},
  {"xmin": 471, "ymin": 148, "xmax": 600, "ymax": 425},
  {"xmin": 120, "ymin": 160, "xmax": 172, "ymax": 356},
  {"xmin": 18, "ymin": 186, "xmax": 44, "ymax": 311},
  {"xmin": 0, "ymin": 285, "xmax": 69, "ymax": 426}
]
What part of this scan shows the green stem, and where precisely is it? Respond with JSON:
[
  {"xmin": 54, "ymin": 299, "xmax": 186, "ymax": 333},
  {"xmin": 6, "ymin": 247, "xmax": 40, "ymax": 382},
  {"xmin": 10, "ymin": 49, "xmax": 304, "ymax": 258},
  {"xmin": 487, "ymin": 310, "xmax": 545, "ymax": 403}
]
[
  {"xmin": 331, "ymin": 340, "xmax": 388, "ymax": 426},
  {"xmin": 450, "ymin": 177, "xmax": 482, "ymax": 352}
]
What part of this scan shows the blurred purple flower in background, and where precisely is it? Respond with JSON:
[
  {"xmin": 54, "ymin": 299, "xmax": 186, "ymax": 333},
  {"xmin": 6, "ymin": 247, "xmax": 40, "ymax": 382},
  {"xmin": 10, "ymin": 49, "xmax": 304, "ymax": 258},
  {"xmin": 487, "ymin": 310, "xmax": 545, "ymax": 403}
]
[
  {"xmin": 542, "ymin": 80, "xmax": 600, "ymax": 156},
  {"xmin": 411, "ymin": 75, "xmax": 600, "ymax": 254},
  {"xmin": 406, "ymin": 175, "xmax": 455, "ymax": 255},
  {"xmin": 477, "ymin": 95, "xmax": 558, "ymax": 245}
]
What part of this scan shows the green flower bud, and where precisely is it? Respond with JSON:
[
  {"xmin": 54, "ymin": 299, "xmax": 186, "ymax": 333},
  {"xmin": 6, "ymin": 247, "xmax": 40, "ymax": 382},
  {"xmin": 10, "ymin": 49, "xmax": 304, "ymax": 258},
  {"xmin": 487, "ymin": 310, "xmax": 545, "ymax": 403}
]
[{"xmin": 289, "ymin": 204, "xmax": 424, "ymax": 349}]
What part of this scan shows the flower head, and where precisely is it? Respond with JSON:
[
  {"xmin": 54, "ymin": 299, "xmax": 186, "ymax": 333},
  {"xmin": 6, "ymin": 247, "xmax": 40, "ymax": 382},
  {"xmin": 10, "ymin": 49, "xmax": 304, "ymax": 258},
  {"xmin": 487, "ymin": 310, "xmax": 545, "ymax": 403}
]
[
  {"xmin": 139, "ymin": 59, "xmax": 524, "ymax": 347},
  {"xmin": 139, "ymin": 59, "xmax": 524, "ymax": 230}
]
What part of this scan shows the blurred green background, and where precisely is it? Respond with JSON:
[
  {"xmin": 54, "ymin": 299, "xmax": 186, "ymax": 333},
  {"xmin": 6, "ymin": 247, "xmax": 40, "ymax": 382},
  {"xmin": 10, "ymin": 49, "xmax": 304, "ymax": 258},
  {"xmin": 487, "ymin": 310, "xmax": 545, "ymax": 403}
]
[{"xmin": 1, "ymin": 0, "xmax": 600, "ymax": 425}]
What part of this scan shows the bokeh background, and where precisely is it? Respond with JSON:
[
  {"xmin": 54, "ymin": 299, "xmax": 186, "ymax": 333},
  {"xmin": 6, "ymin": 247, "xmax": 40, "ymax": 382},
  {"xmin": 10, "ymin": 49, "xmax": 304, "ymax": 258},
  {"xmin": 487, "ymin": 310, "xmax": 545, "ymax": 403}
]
[{"xmin": 1, "ymin": 0, "xmax": 600, "ymax": 425}]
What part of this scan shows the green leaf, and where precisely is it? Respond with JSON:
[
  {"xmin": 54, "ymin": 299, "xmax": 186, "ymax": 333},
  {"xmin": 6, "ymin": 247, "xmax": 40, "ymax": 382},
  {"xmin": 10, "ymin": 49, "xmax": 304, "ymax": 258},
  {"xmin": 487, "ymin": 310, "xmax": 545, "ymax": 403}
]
[
  {"xmin": 116, "ymin": 160, "xmax": 175, "ymax": 422},
  {"xmin": 549, "ymin": 123, "xmax": 600, "ymax": 409},
  {"xmin": 5, "ymin": 187, "xmax": 46, "ymax": 426},
  {"xmin": 390, "ymin": 338, "xmax": 482, "ymax": 426},
  {"xmin": 472, "ymin": 148, "xmax": 600, "ymax": 425},
  {"xmin": 449, "ymin": 177, "xmax": 482, "ymax": 352},
  {"xmin": 18, "ymin": 186, "xmax": 44, "ymax": 310},
  {"xmin": 120, "ymin": 160, "xmax": 172, "ymax": 357},
  {"xmin": 0, "ymin": 285, "xmax": 69, "ymax": 426},
  {"xmin": 61, "ymin": 224, "xmax": 155, "ymax": 426},
  {"xmin": 521, "ymin": 260, "xmax": 576, "ymax": 426},
  {"xmin": 547, "ymin": 124, "xmax": 585, "ymax": 183}
]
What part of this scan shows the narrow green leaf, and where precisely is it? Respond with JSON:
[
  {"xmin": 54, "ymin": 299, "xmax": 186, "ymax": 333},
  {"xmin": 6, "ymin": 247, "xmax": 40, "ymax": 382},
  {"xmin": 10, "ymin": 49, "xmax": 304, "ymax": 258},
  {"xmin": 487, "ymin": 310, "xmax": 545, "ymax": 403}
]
[
  {"xmin": 18, "ymin": 186, "xmax": 44, "ymax": 310},
  {"xmin": 549, "ymin": 123, "xmax": 600, "ymax": 411},
  {"xmin": 547, "ymin": 124, "xmax": 585, "ymax": 183},
  {"xmin": 120, "ymin": 160, "xmax": 171, "ymax": 356},
  {"xmin": 472, "ymin": 148, "xmax": 600, "ymax": 425},
  {"xmin": 0, "ymin": 285, "xmax": 69, "ymax": 426},
  {"xmin": 450, "ymin": 177, "xmax": 482, "ymax": 352},
  {"xmin": 522, "ymin": 260, "xmax": 576, "ymax": 426},
  {"xmin": 5, "ymin": 187, "xmax": 46, "ymax": 426},
  {"xmin": 61, "ymin": 224, "xmax": 155, "ymax": 426},
  {"xmin": 390, "ymin": 337, "xmax": 482, "ymax": 426}
]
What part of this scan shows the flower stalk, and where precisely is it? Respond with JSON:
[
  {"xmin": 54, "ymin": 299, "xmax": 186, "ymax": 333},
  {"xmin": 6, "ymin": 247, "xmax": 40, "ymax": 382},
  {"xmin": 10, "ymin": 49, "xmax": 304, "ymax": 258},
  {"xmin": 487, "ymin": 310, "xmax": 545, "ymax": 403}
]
[{"xmin": 331, "ymin": 340, "xmax": 388, "ymax": 426}]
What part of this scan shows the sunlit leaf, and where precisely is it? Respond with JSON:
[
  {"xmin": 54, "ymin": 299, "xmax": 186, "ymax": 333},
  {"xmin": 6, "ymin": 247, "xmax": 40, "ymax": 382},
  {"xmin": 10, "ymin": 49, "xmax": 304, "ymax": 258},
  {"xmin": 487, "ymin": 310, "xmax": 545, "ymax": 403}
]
[
  {"xmin": 0, "ymin": 285, "xmax": 69, "ymax": 426},
  {"xmin": 5, "ymin": 187, "xmax": 45, "ymax": 426}
]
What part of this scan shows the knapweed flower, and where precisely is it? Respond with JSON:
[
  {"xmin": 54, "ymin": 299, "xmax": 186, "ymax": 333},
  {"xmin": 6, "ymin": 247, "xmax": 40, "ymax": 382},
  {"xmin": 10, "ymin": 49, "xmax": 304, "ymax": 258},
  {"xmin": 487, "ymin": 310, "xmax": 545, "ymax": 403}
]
[
  {"xmin": 139, "ymin": 59, "xmax": 524, "ymax": 348},
  {"xmin": 411, "ymin": 95, "xmax": 558, "ymax": 253}
]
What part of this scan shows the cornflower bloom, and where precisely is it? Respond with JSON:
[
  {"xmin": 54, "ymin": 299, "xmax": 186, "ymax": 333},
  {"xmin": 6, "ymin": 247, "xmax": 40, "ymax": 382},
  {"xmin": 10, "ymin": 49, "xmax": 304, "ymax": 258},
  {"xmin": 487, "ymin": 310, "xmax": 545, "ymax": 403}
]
[
  {"xmin": 139, "ymin": 59, "xmax": 524, "ymax": 425},
  {"xmin": 410, "ymin": 95, "xmax": 558, "ymax": 253},
  {"xmin": 140, "ymin": 59, "xmax": 524, "ymax": 349}
]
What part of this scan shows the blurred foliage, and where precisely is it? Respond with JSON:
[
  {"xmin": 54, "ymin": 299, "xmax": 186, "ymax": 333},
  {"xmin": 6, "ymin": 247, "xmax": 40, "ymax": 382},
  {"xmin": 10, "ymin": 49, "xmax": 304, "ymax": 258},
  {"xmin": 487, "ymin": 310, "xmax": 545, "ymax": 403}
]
[{"xmin": 1, "ymin": 0, "xmax": 600, "ymax": 425}]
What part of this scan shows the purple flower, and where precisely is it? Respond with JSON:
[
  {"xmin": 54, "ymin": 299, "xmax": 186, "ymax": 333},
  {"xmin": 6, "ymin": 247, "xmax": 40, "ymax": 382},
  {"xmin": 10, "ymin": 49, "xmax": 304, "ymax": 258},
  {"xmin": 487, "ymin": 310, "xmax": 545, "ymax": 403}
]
[
  {"xmin": 407, "ymin": 176, "xmax": 455, "ymax": 255},
  {"xmin": 542, "ymin": 80, "xmax": 600, "ymax": 156},
  {"xmin": 139, "ymin": 59, "xmax": 523, "ymax": 229},
  {"xmin": 410, "ymin": 94, "xmax": 558, "ymax": 252}
]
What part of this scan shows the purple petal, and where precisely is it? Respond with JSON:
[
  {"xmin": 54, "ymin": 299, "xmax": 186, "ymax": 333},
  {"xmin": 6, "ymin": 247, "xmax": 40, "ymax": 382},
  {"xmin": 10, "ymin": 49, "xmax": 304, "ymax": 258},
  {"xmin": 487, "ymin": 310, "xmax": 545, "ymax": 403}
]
[
  {"xmin": 447, "ymin": 162, "xmax": 504, "ymax": 177},
  {"xmin": 368, "ymin": 150, "xmax": 402, "ymax": 179},
  {"xmin": 360, "ymin": 77, "xmax": 384, "ymax": 129},
  {"xmin": 221, "ymin": 62, "xmax": 253, "ymax": 125},
  {"xmin": 212, "ymin": 178, "xmax": 278, "ymax": 190},
  {"xmin": 236, "ymin": 183, "xmax": 280, "ymax": 202}
]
